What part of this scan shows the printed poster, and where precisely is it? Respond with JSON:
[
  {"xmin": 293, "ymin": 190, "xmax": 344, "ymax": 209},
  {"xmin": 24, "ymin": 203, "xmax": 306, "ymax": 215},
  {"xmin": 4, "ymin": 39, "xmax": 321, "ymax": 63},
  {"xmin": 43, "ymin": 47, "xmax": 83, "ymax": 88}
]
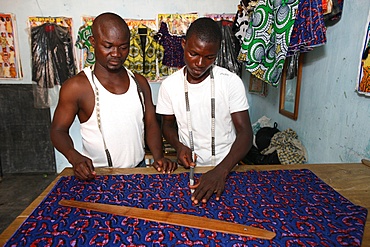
[
  {"xmin": 0, "ymin": 13, "xmax": 22, "ymax": 79},
  {"xmin": 157, "ymin": 13, "xmax": 198, "ymax": 35},
  {"xmin": 357, "ymin": 14, "xmax": 370, "ymax": 96}
]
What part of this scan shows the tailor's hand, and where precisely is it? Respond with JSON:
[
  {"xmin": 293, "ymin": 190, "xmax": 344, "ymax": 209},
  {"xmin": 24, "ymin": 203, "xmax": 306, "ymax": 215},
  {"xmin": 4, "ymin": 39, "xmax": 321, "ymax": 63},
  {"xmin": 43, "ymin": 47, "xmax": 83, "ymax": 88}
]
[
  {"xmin": 152, "ymin": 158, "xmax": 178, "ymax": 174},
  {"xmin": 176, "ymin": 144, "xmax": 196, "ymax": 169},
  {"xmin": 70, "ymin": 153, "xmax": 96, "ymax": 180},
  {"xmin": 189, "ymin": 167, "xmax": 228, "ymax": 204}
]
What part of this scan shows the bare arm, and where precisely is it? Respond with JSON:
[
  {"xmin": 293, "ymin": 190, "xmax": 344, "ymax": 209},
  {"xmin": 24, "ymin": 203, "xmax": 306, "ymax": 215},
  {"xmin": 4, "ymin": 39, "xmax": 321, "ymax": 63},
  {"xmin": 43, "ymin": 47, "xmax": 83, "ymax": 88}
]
[
  {"xmin": 50, "ymin": 73, "xmax": 95, "ymax": 180},
  {"xmin": 134, "ymin": 74, "xmax": 177, "ymax": 173}
]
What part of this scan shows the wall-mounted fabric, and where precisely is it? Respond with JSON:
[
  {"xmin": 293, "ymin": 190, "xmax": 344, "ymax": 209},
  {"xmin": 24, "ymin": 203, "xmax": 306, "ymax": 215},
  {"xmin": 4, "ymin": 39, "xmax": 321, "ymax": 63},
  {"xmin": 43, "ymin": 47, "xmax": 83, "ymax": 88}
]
[
  {"xmin": 157, "ymin": 13, "xmax": 197, "ymax": 36},
  {"xmin": 287, "ymin": 0, "xmax": 327, "ymax": 56},
  {"xmin": 29, "ymin": 17, "xmax": 77, "ymax": 108},
  {"xmin": 156, "ymin": 22, "xmax": 185, "ymax": 69},
  {"xmin": 215, "ymin": 20, "xmax": 241, "ymax": 76},
  {"xmin": 357, "ymin": 14, "xmax": 370, "ymax": 96},
  {"xmin": 323, "ymin": 0, "xmax": 344, "ymax": 25},
  {"xmin": 124, "ymin": 26, "xmax": 168, "ymax": 81},
  {"xmin": 233, "ymin": 0, "xmax": 258, "ymax": 46},
  {"xmin": 238, "ymin": 0, "xmax": 300, "ymax": 86},
  {"xmin": 75, "ymin": 16, "xmax": 94, "ymax": 69}
]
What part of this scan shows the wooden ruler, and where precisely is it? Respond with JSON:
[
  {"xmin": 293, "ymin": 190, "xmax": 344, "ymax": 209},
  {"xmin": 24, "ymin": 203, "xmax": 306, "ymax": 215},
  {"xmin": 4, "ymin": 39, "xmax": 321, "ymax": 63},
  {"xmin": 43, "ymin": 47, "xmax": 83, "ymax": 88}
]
[{"xmin": 59, "ymin": 199, "xmax": 276, "ymax": 240}]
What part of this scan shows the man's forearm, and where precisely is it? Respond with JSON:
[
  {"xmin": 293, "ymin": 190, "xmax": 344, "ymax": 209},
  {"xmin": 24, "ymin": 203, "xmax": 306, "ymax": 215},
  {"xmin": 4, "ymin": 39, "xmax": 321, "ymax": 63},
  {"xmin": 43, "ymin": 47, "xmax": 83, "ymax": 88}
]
[
  {"xmin": 146, "ymin": 129, "xmax": 164, "ymax": 161},
  {"xmin": 162, "ymin": 126, "xmax": 183, "ymax": 151},
  {"xmin": 50, "ymin": 130, "xmax": 78, "ymax": 163}
]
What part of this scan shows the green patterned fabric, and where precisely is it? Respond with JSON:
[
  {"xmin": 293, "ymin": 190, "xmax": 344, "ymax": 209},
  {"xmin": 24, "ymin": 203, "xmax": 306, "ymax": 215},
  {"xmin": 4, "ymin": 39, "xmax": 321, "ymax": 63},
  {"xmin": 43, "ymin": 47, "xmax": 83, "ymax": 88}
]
[
  {"xmin": 239, "ymin": 0, "xmax": 299, "ymax": 86},
  {"xmin": 76, "ymin": 25, "xmax": 95, "ymax": 68}
]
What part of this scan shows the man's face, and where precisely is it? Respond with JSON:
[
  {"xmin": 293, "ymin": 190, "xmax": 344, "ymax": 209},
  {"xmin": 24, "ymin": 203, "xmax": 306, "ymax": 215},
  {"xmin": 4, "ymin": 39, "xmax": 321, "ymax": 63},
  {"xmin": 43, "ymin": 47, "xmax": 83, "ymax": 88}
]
[
  {"xmin": 182, "ymin": 35, "xmax": 219, "ymax": 83},
  {"xmin": 91, "ymin": 25, "xmax": 130, "ymax": 71}
]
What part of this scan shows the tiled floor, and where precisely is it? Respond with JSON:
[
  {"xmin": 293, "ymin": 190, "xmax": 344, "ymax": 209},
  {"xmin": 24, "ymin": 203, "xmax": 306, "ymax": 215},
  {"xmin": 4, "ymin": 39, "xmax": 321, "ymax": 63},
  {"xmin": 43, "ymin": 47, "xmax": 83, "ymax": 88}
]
[{"xmin": 0, "ymin": 173, "xmax": 57, "ymax": 234}]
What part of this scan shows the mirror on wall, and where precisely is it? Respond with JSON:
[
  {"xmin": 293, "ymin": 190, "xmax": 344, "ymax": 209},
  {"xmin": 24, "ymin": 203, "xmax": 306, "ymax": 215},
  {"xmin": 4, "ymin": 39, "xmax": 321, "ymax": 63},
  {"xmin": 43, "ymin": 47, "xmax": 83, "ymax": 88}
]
[{"xmin": 279, "ymin": 53, "xmax": 303, "ymax": 120}]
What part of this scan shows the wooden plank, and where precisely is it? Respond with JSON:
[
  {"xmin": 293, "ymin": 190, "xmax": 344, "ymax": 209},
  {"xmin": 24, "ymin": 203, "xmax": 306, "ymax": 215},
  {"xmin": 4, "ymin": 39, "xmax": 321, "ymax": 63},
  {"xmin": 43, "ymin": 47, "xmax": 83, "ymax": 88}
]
[{"xmin": 59, "ymin": 199, "xmax": 276, "ymax": 240}]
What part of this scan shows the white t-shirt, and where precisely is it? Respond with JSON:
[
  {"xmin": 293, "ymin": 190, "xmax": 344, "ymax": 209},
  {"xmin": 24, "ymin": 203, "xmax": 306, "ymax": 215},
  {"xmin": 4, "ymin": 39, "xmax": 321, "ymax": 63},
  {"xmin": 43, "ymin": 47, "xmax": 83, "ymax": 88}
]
[
  {"xmin": 156, "ymin": 65, "xmax": 249, "ymax": 166},
  {"xmin": 80, "ymin": 67, "xmax": 145, "ymax": 168}
]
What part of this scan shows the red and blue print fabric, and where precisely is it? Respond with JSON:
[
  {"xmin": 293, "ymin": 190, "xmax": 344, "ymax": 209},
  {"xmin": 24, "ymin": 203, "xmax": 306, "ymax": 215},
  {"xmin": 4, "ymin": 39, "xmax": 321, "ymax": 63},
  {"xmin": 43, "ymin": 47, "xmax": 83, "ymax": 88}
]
[{"xmin": 5, "ymin": 169, "xmax": 367, "ymax": 246}]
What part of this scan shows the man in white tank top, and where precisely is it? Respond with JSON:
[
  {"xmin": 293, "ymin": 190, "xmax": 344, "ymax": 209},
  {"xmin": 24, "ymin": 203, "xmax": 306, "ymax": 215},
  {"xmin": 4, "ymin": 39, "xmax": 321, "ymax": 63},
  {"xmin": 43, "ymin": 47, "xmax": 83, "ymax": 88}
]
[{"xmin": 50, "ymin": 13, "xmax": 176, "ymax": 180}]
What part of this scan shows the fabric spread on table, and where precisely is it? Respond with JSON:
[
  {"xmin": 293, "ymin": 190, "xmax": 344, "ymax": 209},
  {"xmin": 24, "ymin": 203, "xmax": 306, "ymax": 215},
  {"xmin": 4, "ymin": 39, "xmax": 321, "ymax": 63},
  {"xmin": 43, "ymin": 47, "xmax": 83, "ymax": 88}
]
[{"xmin": 4, "ymin": 169, "xmax": 367, "ymax": 246}]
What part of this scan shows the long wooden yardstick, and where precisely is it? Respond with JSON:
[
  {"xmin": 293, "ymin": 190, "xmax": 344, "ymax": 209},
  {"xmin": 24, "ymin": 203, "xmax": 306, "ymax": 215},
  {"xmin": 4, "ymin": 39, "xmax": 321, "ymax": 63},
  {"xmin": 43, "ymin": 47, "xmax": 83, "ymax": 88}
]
[{"xmin": 59, "ymin": 199, "xmax": 276, "ymax": 240}]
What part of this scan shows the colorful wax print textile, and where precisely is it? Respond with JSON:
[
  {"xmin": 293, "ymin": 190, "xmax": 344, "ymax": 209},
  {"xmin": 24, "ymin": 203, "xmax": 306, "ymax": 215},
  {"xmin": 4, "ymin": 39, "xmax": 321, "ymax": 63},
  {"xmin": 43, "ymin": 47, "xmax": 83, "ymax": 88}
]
[
  {"xmin": 74, "ymin": 16, "xmax": 95, "ymax": 70},
  {"xmin": 124, "ymin": 26, "xmax": 168, "ymax": 81},
  {"xmin": 5, "ymin": 169, "xmax": 367, "ymax": 246},
  {"xmin": 233, "ymin": 0, "xmax": 259, "ymax": 45},
  {"xmin": 157, "ymin": 22, "xmax": 185, "ymax": 68},
  {"xmin": 324, "ymin": 0, "xmax": 344, "ymax": 25},
  {"xmin": 358, "ymin": 15, "xmax": 370, "ymax": 96},
  {"xmin": 239, "ymin": 0, "xmax": 299, "ymax": 86},
  {"xmin": 157, "ymin": 13, "xmax": 198, "ymax": 36},
  {"xmin": 287, "ymin": 0, "xmax": 327, "ymax": 56}
]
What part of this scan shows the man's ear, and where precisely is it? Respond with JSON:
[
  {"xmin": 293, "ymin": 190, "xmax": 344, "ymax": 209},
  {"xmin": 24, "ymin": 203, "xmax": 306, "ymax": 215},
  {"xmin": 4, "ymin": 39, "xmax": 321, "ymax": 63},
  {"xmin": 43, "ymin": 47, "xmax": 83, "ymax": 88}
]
[
  {"xmin": 89, "ymin": 36, "xmax": 95, "ymax": 48},
  {"xmin": 181, "ymin": 38, "xmax": 186, "ymax": 50}
]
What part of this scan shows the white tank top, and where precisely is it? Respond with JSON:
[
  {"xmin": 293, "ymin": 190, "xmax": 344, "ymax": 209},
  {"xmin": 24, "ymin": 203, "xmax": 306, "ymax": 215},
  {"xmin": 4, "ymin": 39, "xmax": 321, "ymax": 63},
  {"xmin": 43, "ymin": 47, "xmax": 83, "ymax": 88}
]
[{"xmin": 81, "ymin": 67, "xmax": 145, "ymax": 168}]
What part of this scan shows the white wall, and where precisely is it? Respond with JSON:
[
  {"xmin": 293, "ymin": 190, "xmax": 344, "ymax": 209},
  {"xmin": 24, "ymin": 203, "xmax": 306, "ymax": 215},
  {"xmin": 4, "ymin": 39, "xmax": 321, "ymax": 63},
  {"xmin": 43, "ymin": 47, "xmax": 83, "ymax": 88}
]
[
  {"xmin": 1, "ymin": 0, "xmax": 239, "ymax": 172},
  {"xmin": 0, "ymin": 0, "xmax": 238, "ymax": 85},
  {"xmin": 245, "ymin": 0, "xmax": 370, "ymax": 164}
]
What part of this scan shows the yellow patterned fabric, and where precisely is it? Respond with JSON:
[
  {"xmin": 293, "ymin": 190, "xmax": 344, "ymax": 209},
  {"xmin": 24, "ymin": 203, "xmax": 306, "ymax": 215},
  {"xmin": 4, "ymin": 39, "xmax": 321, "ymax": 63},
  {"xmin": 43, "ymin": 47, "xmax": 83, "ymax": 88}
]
[
  {"xmin": 359, "ymin": 66, "xmax": 370, "ymax": 93},
  {"xmin": 261, "ymin": 128, "xmax": 307, "ymax": 165},
  {"xmin": 124, "ymin": 27, "xmax": 168, "ymax": 81}
]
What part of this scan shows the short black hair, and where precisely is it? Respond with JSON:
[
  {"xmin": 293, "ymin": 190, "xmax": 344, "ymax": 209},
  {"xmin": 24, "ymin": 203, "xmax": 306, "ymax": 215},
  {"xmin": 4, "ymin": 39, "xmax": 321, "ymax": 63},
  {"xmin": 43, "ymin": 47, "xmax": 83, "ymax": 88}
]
[{"xmin": 185, "ymin": 17, "xmax": 222, "ymax": 46}]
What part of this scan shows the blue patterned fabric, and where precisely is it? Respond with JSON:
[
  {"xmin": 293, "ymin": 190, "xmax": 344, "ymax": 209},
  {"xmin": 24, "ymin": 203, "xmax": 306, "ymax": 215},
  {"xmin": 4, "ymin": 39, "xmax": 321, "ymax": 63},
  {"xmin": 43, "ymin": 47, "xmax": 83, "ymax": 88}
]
[{"xmin": 5, "ymin": 169, "xmax": 367, "ymax": 246}]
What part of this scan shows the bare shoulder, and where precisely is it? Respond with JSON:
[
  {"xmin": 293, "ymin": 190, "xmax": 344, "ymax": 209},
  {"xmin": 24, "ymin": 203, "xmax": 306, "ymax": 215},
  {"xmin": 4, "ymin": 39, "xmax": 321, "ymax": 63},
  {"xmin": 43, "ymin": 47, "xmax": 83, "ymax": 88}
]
[
  {"xmin": 60, "ymin": 70, "xmax": 92, "ymax": 99},
  {"xmin": 132, "ymin": 72, "xmax": 151, "ymax": 96},
  {"xmin": 61, "ymin": 71, "xmax": 89, "ymax": 91},
  {"xmin": 57, "ymin": 70, "xmax": 94, "ymax": 122},
  {"xmin": 132, "ymin": 73, "xmax": 150, "ymax": 88}
]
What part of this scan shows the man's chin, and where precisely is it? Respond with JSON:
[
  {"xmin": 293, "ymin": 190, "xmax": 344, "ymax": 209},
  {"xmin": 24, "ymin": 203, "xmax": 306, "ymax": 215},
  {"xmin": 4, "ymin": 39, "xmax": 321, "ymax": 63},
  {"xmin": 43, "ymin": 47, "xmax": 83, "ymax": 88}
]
[
  {"xmin": 188, "ymin": 69, "xmax": 207, "ymax": 80},
  {"xmin": 107, "ymin": 63, "xmax": 124, "ymax": 71}
]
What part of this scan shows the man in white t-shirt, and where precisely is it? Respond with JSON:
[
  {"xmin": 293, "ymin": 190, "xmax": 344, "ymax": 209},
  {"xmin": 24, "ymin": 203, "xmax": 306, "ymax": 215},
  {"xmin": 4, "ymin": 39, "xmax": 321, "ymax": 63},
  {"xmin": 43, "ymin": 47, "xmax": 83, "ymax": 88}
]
[{"xmin": 156, "ymin": 17, "xmax": 253, "ymax": 204}]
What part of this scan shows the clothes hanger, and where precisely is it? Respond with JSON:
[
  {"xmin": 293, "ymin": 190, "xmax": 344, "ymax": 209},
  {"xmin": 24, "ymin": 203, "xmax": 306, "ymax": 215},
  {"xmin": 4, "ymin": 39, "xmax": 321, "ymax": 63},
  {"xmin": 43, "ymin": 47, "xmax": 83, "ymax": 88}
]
[{"xmin": 138, "ymin": 21, "xmax": 147, "ymax": 36}]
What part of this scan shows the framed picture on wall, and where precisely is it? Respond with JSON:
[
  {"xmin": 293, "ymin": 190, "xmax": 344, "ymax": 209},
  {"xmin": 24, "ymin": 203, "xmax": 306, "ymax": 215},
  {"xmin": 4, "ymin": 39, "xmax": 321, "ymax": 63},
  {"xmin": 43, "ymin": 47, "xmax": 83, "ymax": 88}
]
[{"xmin": 249, "ymin": 74, "xmax": 268, "ymax": 96}]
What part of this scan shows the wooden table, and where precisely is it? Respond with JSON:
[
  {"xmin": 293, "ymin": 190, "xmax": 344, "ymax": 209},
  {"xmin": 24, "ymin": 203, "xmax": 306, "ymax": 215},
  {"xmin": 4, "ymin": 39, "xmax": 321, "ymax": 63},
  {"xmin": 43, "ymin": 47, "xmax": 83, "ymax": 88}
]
[{"xmin": 1, "ymin": 163, "xmax": 369, "ymax": 246}]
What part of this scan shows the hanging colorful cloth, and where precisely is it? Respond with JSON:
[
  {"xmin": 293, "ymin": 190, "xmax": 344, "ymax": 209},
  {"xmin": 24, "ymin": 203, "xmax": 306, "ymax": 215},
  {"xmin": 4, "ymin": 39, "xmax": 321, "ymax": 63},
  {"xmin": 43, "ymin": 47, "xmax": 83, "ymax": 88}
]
[
  {"xmin": 31, "ymin": 22, "xmax": 77, "ymax": 108},
  {"xmin": 216, "ymin": 20, "xmax": 242, "ymax": 76},
  {"xmin": 75, "ymin": 24, "xmax": 95, "ymax": 68},
  {"xmin": 359, "ymin": 46, "xmax": 370, "ymax": 94},
  {"xmin": 124, "ymin": 26, "xmax": 168, "ymax": 81},
  {"xmin": 324, "ymin": 0, "xmax": 344, "ymax": 25},
  {"xmin": 233, "ymin": 0, "xmax": 259, "ymax": 46},
  {"xmin": 287, "ymin": 0, "xmax": 327, "ymax": 56},
  {"xmin": 238, "ymin": 0, "xmax": 300, "ymax": 86},
  {"xmin": 156, "ymin": 21, "xmax": 185, "ymax": 69}
]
